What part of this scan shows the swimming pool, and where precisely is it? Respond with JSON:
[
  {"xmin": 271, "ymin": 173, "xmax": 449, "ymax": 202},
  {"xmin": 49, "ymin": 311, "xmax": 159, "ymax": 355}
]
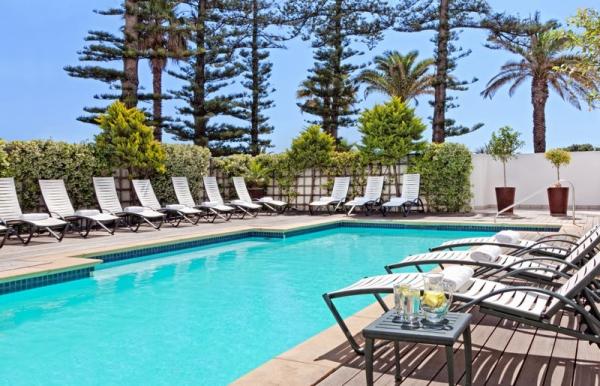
[{"xmin": 0, "ymin": 226, "xmax": 494, "ymax": 385}]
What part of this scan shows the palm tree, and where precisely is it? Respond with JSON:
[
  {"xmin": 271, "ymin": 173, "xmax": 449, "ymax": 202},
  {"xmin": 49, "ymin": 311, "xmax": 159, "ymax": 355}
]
[
  {"xmin": 138, "ymin": 0, "xmax": 188, "ymax": 141},
  {"xmin": 482, "ymin": 17, "xmax": 598, "ymax": 152},
  {"xmin": 357, "ymin": 50, "xmax": 435, "ymax": 104}
]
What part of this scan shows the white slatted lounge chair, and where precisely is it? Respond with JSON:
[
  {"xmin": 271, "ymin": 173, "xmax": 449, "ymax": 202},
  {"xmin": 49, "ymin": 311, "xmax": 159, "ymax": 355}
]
[
  {"xmin": 381, "ymin": 174, "xmax": 424, "ymax": 216},
  {"xmin": 170, "ymin": 176, "xmax": 227, "ymax": 222},
  {"xmin": 39, "ymin": 179, "xmax": 119, "ymax": 237},
  {"xmin": 429, "ymin": 226, "xmax": 597, "ymax": 258},
  {"xmin": 0, "ymin": 178, "xmax": 68, "ymax": 244},
  {"xmin": 230, "ymin": 177, "xmax": 264, "ymax": 217},
  {"xmin": 133, "ymin": 179, "xmax": 205, "ymax": 226},
  {"xmin": 324, "ymin": 252, "xmax": 600, "ymax": 354},
  {"xmin": 384, "ymin": 227, "xmax": 600, "ymax": 284},
  {"xmin": 93, "ymin": 177, "xmax": 165, "ymax": 231},
  {"xmin": 198, "ymin": 176, "xmax": 236, "ymax": 221},
  {"xmin": 309, "ymin": 177, "xmax": 350, "ymax": 215},
  {"xmin": 232, "ymin": 177, "xmax": 287, "ymax": 214},
  {"xmin": 344, "ymin": 176, "xmax": 384, "ymax": 215}
]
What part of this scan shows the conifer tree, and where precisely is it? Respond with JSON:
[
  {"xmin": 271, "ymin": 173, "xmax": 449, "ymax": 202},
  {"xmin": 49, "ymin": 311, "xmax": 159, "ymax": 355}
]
[
  {"xmin": 65, "ymin": 1, "xmax": 142, "ymax": 122},
  {"xmin": 396, "ymin": 0, "xmax": 489, "ymax": 142},
  {"xmin": 236, "ymin": 0, "xmax": 285, "ymax": 155},
  {"xmin": 166, "ymin": 0, "xmax": 246, "ymax": 156},
  {"xmin": 286, "ymin": 0, "xmax": 394, "ymax": 142}
]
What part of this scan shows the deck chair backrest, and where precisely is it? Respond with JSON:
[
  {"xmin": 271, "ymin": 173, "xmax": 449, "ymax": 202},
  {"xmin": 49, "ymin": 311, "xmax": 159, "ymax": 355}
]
[
  {"xmin": 547, "ymin": 252, "xmax": 600, "ymax": 316},
  {"xmin": 0, "ymin": 177, "xmax": 24, "ymax": 220},
  {"xmin": 331, "ymin": 177, "xmax": 350, "ymax": 201},
  {"xmin": 39, "ymin": 179, "xmax": 76, "ymax": 217},
  {"xmin": 93, "ymin": 177, "xmax": 124, "ymax": 214},
  {"xmin": 400, "ymin": 174, "xmax": 420, "ymax": 201},
  {"xmin": 203, "ymin": 176, "xmax": 224, "ymax": 204},
  {"xmin": 132, "ymin": 180, "xmax": 161, "ymax": 210},
  {"xmin": 172, "ymin": 177, "xmax": 197, "ymax": 207},
  {"xmin": 232, "ymin": 177, "xmax": 252, "ymax": 203},
  {"xmin": 364, "ymin": 176, "xmax": 384, "ymax": 201},
  {"xmin": 565, "ymin": 227, "xmax": 600, "ymax": 264}
]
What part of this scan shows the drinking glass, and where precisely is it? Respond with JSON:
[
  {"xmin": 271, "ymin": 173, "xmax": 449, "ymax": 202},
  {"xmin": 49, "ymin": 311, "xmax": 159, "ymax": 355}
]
[
  {"xmin": 404, "ymin": 284, "xmax": 421, "ymax": 326},
  {"xmin": 393, "ymin": 284, "xmax": 409, "ymax": 322}
]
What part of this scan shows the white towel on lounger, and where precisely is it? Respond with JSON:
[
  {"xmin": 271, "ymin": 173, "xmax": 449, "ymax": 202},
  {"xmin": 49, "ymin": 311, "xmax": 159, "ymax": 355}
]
[
  {"xmin": 442, "ymin": 266, "xmax": 474, "ymax": 292},
  {"xmin": 471, "ymin": 245, "xmax": 502, "ymax": 263},
  {"xmin": 494, "ymin": 230, "xmax": 521, "ymax": 244}
]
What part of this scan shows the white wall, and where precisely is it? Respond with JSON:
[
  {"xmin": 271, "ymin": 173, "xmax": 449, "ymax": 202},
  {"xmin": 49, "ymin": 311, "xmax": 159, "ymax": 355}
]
[{"xmin": 471, "ymin": 151, "xmax": 600, "ymax": 210}]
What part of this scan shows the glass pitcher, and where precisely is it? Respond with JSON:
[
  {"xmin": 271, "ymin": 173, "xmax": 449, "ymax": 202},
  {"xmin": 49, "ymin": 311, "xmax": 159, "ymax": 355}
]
[{"xmin": 421, "ymin": 273, "xmax": 453, "ymax": 323}]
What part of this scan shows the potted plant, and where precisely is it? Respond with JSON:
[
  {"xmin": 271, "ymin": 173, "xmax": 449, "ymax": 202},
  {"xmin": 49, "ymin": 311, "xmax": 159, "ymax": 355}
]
[
  {"xmin": 245, "ymin": 158, "xmax": 270, "ymax": 199},
  {"xmin": 487, "ymin": 126, "xmax": 524, "ymax": 214},
  {"xmin": 545, "ymin": 148, "xmax": 571, "ymax": 215}
]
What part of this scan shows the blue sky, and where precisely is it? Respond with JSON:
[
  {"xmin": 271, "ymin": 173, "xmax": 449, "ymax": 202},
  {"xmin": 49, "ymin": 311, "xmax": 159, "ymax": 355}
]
[{"xmin": 1, "ymin": 0, "xmax": 599, "ymax": 153}]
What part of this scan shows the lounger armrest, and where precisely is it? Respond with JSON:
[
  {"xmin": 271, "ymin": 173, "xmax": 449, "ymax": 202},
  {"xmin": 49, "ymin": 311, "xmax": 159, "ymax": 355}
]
[
  {"xmin": 536, "ymin": 233, "xmax": 581, "ymax": 241},
  {"xmin": 100, "ymin": 208, "xmax": 118, "ymax": 216},
  {"xmin": 49, "ymin": 211, "xmax": 65, "ymax": 220},
  {"xmin": 495, "ymin": 266, "xmax": 573, "ymax": 281},
  {"xmin": 454, "ymin": 286, "xmax": 600, "ymax": 329}
]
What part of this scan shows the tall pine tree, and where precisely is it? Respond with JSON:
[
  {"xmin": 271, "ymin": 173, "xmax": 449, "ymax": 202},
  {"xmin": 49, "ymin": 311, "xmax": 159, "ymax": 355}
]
[
  {"xmin": 65, "ymin": 1, "xmax": 141, "ymax": 122},
  {"xmin": 166, "ymin": 0, "xmax": 246, "ymax": 155},
  {"xmin": 286, "ymin": 0, "xmax": 393, "ymax": 142},
  {"xmin": 235, "ymin": 0, "xmax": 285, "ymax": 155},
  {"xmin": 396, "ymin": 0, "xmax": 490, "ymax": 142}
]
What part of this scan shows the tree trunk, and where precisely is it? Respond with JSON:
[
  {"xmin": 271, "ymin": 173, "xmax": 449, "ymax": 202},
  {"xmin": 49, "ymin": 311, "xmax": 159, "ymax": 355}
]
[
  {"xmin": 250, "ymin": 0, "xmax": 260, "ymax": 155},
  {"xmin": 432, "ymin": 0, "xmax": 449, "ymax": 143},
  {"xmin": 123, "ymin": 0, "xmax": 139, "ymax": 108},
  {"xmin": 193, "ymin": 0, "xmax": 208, "ymax": 147},
  {"xmin": 531, "ymin": 76, "xmax": 548, "ymax": 153},
  {"xmin": 151, "ymin": 58, "xmax": 163, "ymax": 142},
  {"xmin": 328, "ymin": 0, "xmax": 343, "ymax": 142}
]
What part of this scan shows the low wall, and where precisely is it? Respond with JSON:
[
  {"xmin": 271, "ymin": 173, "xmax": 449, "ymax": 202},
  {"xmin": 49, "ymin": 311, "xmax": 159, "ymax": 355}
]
[{"xmin": 471, "ymin": 151, "xmax": 600, "ymax": 210}]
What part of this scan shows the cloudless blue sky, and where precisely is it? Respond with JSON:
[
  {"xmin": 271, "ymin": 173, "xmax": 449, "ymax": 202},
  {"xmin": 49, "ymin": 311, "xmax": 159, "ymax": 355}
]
[{"xmin": 1, "ymin": 0, "xmax": 598, "ymax": 153}]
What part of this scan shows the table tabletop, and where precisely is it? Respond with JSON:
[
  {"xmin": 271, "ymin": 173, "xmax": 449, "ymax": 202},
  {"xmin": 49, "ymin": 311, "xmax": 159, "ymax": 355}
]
[{"xmin": 362, "ymin": 311, "xmax": 472, "ymax": 346}]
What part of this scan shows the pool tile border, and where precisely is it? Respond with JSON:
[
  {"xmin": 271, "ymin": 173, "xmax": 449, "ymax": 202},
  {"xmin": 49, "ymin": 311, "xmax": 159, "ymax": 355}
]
[{"xmin": 2, "ymin": 219, "xmax": 560, "ymax": 295}]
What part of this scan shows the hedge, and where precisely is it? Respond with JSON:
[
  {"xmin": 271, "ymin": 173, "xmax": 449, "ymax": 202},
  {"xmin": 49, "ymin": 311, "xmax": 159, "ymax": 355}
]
[
  {"xmin": 152, "ymin": 144, "xmax": 211, "ymax": 203},
  {"xmin": 411, "ymin": 142, "xmax": 473, "ymax": 212},
  {"xmin": 5, "ymin": 140, "xmax": 110, "ymax": 211}
]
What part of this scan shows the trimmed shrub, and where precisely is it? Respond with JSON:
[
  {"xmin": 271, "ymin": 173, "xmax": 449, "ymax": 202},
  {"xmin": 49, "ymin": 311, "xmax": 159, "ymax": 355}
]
[
  {"xmin": 5, "ymin": 140, "xmax": 110, "ymax": 211},
  {"xmin": 411, "ymin": 143, "xmax": 473, "ymax": 212},
  {"xmin": 0, "ymin": 139, "xmax": 9, "ymax": 177},
  {"xmin": 152, "ymin": 144, "xmax": 211, "ymax": 204}
]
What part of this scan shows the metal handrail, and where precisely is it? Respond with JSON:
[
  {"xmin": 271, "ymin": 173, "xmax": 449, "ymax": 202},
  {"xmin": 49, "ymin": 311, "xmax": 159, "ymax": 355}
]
[{"xmin": 494, "ymin": 179, "xmax": 577, "ymax": 225}]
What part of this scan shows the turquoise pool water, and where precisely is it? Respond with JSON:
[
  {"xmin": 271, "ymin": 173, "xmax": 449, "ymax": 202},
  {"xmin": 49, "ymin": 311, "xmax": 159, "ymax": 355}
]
[{"xmin": 0, "ymin": 227, "xmax": 493, "ymax": 385}]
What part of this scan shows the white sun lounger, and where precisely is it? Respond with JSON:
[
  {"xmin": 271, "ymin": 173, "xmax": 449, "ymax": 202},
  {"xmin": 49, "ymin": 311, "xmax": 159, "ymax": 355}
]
[
  {"xmin": 309, "ymin": 177, "xmax": 350, "ymax": 215},
  {"xmin": 344, "ymin": 176, "xmax": 384, "ymax": 215},
  {"xmin": 0, "ymin": 178, "xmax": 69, "ymax": 244},
  {"xmin": 231, "ymin": 176, "xmax": 287, "ymax": 214},
  {"xmin": 230, "ymin": 177, "xmax": 264, "ymax": 217},
  {"xmin": 381, "ymin": 173, "xmax": 424, "ymax": 216},
  {"xmin": 429, "ymin": 226, "xmax": 599, "ymax": 258},
  {"xmin": 93, "ymin": 177, "xmax": 165, "ymax": 231},
  {"xmin": 385, "ymin": 227, "xmax": 600, "ymax": 283},
  {"xmin": 324, "ymin": 252, "xmax": 600, "ymax": 354},
  {"xmin": 39, "ymin": 179, "xmax": 119, "ymax": 237},
  {"xmin": 196, "ymin": 176, "xmax": 236, "ymax": 221},
  {"xmin": 133, "ymin": 179, "xmax": 205, "ymax": 226}
]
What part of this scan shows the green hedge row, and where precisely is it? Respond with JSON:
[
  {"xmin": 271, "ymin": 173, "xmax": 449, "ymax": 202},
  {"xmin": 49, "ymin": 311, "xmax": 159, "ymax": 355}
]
[
  {"xmin": 0, "ymin": 140, "xmax": 473, "ymax": 213},
  {"xmin": 0, "ymin": 141, "xmax": 211, "ymax": 211}
]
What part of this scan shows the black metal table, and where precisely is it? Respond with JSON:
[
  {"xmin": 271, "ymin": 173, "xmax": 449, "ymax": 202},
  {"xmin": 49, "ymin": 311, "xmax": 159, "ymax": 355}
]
[{"xmin": 362, "ymin": 311, "xmax": 472, "ymax": 386}]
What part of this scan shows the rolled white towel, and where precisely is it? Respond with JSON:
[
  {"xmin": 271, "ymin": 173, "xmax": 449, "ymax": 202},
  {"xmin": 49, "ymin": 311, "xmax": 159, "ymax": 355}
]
[
  {"xmin": 442, "ymin": 266, "xmax": 475, "ymax": 292},
  {"xmin": 471, "ymin": 245, "xmax": 502, "ymax": 263},
  {"xmin": 494, "ymin": 230, "xmax": 521, "ymax": 244},
  {"xmin": 125, "ymin": 206, "xmax": 145, "ymax": 214}
]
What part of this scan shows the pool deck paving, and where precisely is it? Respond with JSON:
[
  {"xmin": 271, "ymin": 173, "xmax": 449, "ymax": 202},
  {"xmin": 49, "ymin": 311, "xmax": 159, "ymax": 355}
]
[{"xmin": 1, "ymin": 208, "xmax": 600, "ymax": 385}]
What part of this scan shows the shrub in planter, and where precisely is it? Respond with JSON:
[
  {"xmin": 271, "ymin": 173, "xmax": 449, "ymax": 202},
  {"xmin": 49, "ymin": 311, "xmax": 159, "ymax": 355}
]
[
  {"xmin": 411, "ymin": 143, "xmax": 473, "ymax": 212},
  {"xmin": 545, "ymin": 148, "xmax": 572, "ymax": 215},
  {"xmin": 487, "ymin": 126, "xmax": 524, "ymax": 214},
  {"xmin": 0, "ymin": 139, "xmax": 9, "ymax": 176}
]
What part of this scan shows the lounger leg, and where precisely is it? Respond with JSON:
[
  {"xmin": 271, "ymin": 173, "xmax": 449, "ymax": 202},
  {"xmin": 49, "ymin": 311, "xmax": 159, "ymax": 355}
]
[
  {"xmin": 96, "ymin": 220, "xmax": 114, "ymax": 235},
  {"xmin": 323, "ymin": 293, "xmax": 364, "ymax": 355},
  {"xmin": 0, "ymin": 230, "xmax": 7, "ymax": 248}
]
